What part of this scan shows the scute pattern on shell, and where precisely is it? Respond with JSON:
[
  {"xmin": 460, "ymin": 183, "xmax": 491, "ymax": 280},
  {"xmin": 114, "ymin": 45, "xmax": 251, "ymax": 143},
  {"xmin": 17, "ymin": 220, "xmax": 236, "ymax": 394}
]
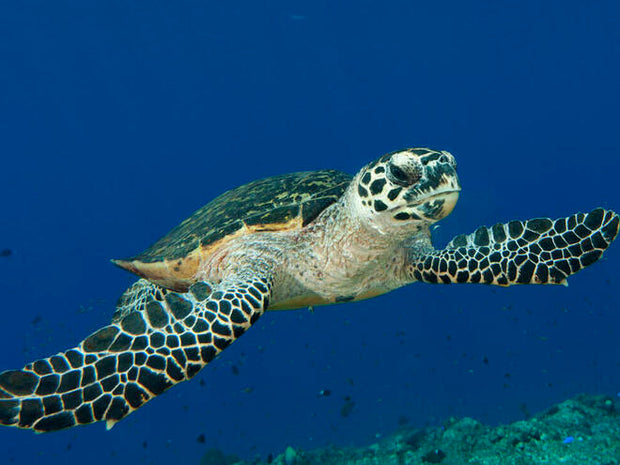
[{"xmin": 130, "ymin": 170, "xmax": 352, "ymax": 263}]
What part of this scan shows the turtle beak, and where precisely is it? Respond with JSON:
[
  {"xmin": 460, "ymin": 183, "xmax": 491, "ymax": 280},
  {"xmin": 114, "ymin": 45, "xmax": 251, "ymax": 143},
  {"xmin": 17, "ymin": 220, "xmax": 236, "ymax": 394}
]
[
  {"xmin": 441, "ymin": 190, "xmax": 460, "ymax": 216},
  {"xmin": 417, "ymin": 162, "xmax": 461, "ymax": 219},
  {"xmin": 413, "ymin": 188, "xmax": 460, "ymax": 221}
]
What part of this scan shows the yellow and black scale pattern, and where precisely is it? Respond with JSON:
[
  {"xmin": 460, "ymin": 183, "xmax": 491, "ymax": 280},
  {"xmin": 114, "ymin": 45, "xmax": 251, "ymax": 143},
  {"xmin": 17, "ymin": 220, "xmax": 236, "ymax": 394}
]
[
  {"xmin": 132, "ymin": 170, "xmax": 352, "ymax": 263},
  {"xmin": 407, "ymin": 208, "xmax": 619, "ymax": 285},
  {"xmin": 0, "ymin": 273, "xmax": 272, "ymax": 432}
]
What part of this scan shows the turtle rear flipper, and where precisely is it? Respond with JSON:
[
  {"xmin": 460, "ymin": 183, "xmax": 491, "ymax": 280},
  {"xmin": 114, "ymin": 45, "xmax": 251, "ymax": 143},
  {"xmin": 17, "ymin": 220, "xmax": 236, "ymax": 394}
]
[
  {"xmin": 0, "ymin": 273, "xmax": 272, "ymax": 432},
  {"xmin": 406, "ymin": 208, "xmax": 619, "ymax": 286}
]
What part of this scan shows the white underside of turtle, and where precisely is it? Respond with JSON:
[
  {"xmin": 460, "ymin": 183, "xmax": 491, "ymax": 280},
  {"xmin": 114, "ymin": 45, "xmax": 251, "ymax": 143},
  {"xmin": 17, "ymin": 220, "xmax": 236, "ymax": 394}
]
[{"xmin": 0, "ymin": 148, "xmax": 617, "ymax": 432}]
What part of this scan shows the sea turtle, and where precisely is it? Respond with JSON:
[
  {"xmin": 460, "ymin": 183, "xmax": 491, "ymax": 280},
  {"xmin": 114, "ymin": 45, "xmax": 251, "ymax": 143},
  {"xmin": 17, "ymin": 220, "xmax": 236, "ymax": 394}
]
[{"xmin": 0, "ymin": 148, "xmax": 617, "ymax": 432}]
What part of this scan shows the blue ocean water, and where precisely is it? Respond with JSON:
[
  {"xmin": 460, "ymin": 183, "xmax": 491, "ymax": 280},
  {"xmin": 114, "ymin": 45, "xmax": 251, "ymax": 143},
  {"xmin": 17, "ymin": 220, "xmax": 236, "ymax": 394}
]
[{"xmin": 0, "ymin": 1, "xmax": 618, "ymax": 464}]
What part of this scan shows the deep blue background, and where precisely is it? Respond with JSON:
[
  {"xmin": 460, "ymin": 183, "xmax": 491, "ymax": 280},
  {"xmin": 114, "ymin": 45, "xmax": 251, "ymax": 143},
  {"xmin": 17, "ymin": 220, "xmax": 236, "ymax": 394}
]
[{"xmin": 1, "ymin": 1, "xmax": 618, "ymax": 464}]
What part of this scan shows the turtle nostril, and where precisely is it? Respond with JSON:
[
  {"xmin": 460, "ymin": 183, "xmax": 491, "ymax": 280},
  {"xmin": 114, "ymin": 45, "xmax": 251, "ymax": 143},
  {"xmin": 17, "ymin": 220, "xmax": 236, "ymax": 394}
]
[{"xmin": 439, "ymin": 152, "xmax": 456, "ymax": 168}]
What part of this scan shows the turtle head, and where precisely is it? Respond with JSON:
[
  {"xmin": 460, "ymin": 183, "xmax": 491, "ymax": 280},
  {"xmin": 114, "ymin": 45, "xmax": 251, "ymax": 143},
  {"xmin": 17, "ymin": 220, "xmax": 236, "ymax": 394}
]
[{"xmin": 352, "ymin": 148, "xmax": 461, "ymax": 233}]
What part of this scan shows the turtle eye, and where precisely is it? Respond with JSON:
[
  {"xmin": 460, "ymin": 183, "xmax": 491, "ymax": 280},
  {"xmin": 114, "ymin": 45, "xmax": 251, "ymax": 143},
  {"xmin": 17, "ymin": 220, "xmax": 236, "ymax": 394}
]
[{"xmin": 387, "ymin": 163, "xmax": 420, "ymax": 187}]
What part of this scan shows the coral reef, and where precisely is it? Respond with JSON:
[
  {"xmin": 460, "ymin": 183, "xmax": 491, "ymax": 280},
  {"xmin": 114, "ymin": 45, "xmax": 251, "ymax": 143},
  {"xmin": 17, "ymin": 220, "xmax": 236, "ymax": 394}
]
[{"xmin": 230, "ymin": 394, "xmax": 619, "ymax": 465}]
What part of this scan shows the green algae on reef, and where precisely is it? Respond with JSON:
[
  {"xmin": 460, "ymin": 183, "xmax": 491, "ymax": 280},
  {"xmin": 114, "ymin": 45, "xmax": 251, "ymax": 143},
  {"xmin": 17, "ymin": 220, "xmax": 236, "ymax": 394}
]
[{"xmin": 227, "ymin": 394, "xmax": 619, "ymax": 465}]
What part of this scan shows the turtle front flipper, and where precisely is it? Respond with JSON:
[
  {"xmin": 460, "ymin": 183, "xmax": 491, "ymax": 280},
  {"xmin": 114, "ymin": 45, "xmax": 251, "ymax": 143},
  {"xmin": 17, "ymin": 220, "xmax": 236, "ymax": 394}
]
[
  {"xmin": 0, "ymin": 273, "xmax": 272, "ymax": 432},
  {"xmin": 406, "ymin": 208, "xmax": 618, "ymax": 286}
]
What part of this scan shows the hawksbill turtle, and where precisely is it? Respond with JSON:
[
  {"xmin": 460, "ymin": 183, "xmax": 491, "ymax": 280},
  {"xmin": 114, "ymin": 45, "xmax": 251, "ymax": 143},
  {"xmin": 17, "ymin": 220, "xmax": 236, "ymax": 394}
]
[{"xmin": 0, "ymin": 148, "xmax": 617, "ymax": 432}]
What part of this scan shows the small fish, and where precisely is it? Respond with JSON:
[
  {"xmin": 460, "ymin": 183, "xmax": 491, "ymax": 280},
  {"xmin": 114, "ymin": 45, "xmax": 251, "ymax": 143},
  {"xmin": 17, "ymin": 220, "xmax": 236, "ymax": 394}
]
[
  {"xmin": 0, "ymin": 248, "xmax": 13, "ymax": 257},
  {"xmin": 317, "ymin": 389, "xmax": 331, "ymax": 398}
]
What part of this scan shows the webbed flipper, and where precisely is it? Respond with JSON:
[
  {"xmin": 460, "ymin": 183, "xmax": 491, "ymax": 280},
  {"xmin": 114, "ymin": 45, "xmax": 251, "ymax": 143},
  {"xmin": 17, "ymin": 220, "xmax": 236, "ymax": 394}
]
[
  {"xmin": 407, "ymin": 208, "xmax": 618, "ymax": 285},
  {"xmin": 0, "ymin": 272, "xmax": 272, "ymax": 432}
]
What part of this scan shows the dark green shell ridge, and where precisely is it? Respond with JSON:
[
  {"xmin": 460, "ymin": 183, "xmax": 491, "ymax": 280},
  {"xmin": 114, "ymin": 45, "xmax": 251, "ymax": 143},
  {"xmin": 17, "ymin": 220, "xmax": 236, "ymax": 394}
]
[{"xmin": 132, "ymin": 169, "xmax": 352, "ymax": 263}]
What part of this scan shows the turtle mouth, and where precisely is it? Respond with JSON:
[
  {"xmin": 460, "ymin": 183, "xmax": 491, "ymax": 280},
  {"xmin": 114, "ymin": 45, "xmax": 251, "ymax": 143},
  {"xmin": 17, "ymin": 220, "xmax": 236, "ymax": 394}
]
[
  {"xmin": 406, "ymin": 188, "xmax": 461, "ymax": 208},
  {"xmin": 431, "ymin": 189, "xmax": 460, "ymax": 216},
  {"xmin": 400, "ymin": 188, "xmax": 460, "ymax": 221}
]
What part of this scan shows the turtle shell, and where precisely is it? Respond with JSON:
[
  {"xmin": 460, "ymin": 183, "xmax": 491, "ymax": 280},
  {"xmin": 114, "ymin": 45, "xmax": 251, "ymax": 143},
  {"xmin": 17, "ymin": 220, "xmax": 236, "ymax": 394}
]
[{"xmin": 113, "ymin": 169, "xmax": 352, "ymax": 291}]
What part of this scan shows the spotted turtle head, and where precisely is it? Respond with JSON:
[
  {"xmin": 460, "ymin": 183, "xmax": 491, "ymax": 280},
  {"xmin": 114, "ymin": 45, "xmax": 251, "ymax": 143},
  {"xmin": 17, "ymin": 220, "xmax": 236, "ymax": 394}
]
[{"xmin": 352, "ymin": 148, "xmax": 461, "ymax": 232}]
